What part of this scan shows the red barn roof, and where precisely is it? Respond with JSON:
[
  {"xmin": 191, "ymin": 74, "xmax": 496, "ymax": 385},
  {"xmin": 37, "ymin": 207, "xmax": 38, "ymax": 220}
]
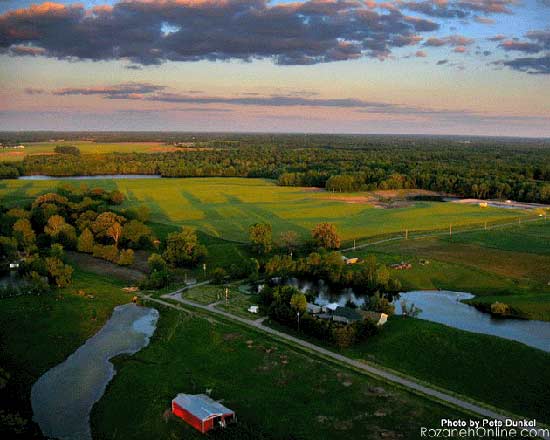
[{"xmin": 172, "ymin": 394, "xmax": 234, "ymax": 422}]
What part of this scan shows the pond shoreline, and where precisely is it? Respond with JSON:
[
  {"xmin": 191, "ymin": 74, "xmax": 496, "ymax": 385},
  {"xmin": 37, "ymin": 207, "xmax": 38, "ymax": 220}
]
[{"xmin": 31, "ymin": 303, "xmax": 159, "ymax": 440}]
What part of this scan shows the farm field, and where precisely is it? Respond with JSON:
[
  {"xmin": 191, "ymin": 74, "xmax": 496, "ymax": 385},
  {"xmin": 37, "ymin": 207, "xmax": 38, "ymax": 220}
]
[
  {"xmin": 0, "ymin": 141, "xmax": 176, "ymax": 161},
  {"xmin": 353, "ymin": 222, "xmax": 550, "ymax": 320},
  {"xmin": 91, "ymin": 305, "xmax": 474, "ymax": 440},
  {"xmin": 0, "ymin": 177, "xmax": 531, "ymax": 243},
  {"xmin": 0, "ymin": 267, "xmax": 474, "ymax": 440}
]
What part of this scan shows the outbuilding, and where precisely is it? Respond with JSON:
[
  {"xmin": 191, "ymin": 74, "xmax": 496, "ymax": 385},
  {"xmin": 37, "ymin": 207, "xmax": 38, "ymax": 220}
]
[{"xmin": 171, "ymin": 393, "xmax": 236, "ymax": 434}]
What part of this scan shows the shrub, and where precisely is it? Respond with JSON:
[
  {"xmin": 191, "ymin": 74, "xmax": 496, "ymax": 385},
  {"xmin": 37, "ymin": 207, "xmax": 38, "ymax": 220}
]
[
  {"xmin": 118, "ymin": 249, "xmax": 134, "ymax": 266},
  {"xmin": 77, "ymin": 228, "xmax": 95, "ymax": 253},
  {"xmin": 92, "ymin": 244, "xmax": 119, "ymax": 263},
  {"xmin": 211, "ymin": 267, "xmax": 227, "ymax": 284}
]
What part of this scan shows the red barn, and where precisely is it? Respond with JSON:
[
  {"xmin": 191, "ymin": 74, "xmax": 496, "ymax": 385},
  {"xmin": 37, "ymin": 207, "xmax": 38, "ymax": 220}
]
[{"xmin": 171, "ymin": 393, "xmax": 236, "ymax": 434}]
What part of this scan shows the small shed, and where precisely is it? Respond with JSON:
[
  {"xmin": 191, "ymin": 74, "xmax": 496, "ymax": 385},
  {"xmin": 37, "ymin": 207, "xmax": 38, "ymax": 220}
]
[
  {"xmin": 172, "ymin": 393, "xmax": 235, "ymax": 434},
  {"xmin": 248, "ymin": 305, "xmax": 259, "ymax": 314},
  {"xmin": 361, "ymin": 311, "xmax": 388, "ymax": 326}
]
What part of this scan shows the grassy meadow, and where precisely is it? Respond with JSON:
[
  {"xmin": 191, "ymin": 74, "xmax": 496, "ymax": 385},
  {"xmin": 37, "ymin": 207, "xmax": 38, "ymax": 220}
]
[
  {"xmin": 0, "ymin": 177, "xmax": 530, "ymax": 244},
  {"xmin": 351, "ymin": 221, "xmax": 550, "ymax": 320},
  {"xmin": 91, "ymin": 306, "xmax": 474, "ymax": 440},
  {"xmin": 0, "ymin": 141, "xmax": 175, "ymax": 162}
]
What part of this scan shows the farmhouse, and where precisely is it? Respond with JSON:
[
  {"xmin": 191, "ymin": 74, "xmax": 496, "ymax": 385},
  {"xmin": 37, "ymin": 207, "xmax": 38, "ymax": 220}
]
[
  {"xmin": 341, "ymin": 256, "xmax": 359, "ymax": 265},
  {"xmin": 171, "ymin": 393, "xmax": 236, "ymax": 434},
  {"xmin": 332, "ymin": 306, "xmax": 363, "ymax": 324}
]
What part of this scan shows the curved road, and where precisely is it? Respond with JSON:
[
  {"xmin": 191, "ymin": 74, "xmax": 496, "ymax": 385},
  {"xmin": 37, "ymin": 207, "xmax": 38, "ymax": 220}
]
[{"xmin": 149, "ymin": 290, "xmax": 548, "ymax": 437}]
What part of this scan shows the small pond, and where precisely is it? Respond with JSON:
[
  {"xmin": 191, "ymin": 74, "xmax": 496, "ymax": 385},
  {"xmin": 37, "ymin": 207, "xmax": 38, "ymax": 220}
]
[
  {"xmin": 31, "ymin": 303, "xmax": 159, "ymax": 440},
  {"xmin": 18, "ymin": 174, "xmax": 161, "ymax": 180},
  {"xmin": 395, "ymin": 291, "xmax": 550, "ymax": 352},
  {"xmin": 269, "ymin": 279, "xmax": 550, "ymax": 352}
]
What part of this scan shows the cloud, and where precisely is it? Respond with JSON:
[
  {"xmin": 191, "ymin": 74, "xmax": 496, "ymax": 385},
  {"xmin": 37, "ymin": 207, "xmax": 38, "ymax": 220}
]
[
  {"xmin": 23, "ymin": 87, "xmax": 45, "ymax": 95},
  {"xmin": 501, "ymin": 55, "xmax": 550, "ymax": 74},
  {"xmin": 415, "ymin": 50, "xmax": 428, "ymax": 57},
  {"xmin": 424, "ymin": 35, "xmax": 474, "ymax": 46},
  {"xmin": 0, "ymin": 0, "xmax": 439, "ymax": 65},
  {"xmin": 436, "ymin": 59, "xmax": 449, "ymax": 64},
  {"xmin": 45, "ymin": 82, "xmax": 490, "ymax": 116},
  {"xmin": 52, "ymin": 83, "xmax": 167, "ymax": 98},
  {"xmin": 473, "ymin": 15, "xmax": 495, "ymax": 24},
  {"xmin": 499, "ymin": 40, "xmax": 542, "ymax": 53},
  {"xmin": 398, "ymin": 0, "xmax": 516, "ymax": 18},
  {"xmin": 487, "ymin": 34, "xmax": 506, "ymax": 41},
  {"xmin": 496, "ymin": 30, "xmax": 550, "ymax": 71}
]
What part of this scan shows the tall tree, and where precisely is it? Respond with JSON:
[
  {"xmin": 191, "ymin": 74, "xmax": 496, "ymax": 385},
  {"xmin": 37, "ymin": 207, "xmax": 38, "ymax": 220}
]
[
  {"xmin": 249, "ymin": 223, "xmax": 272, "ymax": 254},
  {"xmin": 312, "ymin": 223, "xmax": 340, "ymax": 250}
]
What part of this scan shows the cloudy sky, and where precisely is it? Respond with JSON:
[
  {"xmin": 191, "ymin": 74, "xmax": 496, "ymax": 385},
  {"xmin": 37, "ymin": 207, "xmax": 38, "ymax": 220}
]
[{"xmin": 0, "ymin": 0, "xmax": 549, "ymax": 136}]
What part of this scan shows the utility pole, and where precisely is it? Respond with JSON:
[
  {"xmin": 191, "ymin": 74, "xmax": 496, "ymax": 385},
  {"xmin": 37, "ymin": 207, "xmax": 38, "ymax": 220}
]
[
  {"xmin": 203, "ymin": 263, "xmax": 207, "ymax": 279},
  {"xmin": 297, "ymin": 312, "xmax": 300, "ymax": 332},
  {"xmin": 405, "ymin": 229, "xmax": 408, "ymax": 240},
  {"xmin": 449, "ymin": 224, "xmax": 452, "ymax": 238},
  {"xmin": 484, "ymin": 221, "xmax": 487, "ymax": 231},
  {"xmin": 353, "ymin": 239, "xmax": 356, "ymax": 250},
  {"xmin": 225, "ymin": 287, "xmax": 229, "ymax": 305}
]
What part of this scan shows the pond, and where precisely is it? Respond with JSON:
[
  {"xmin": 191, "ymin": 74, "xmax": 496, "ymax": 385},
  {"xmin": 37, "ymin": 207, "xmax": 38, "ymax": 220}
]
[
  {"xmin": 395, "ymin": 291, "xmax": 550, "ymax": 353},
  {"xmin": 19, "ymin": 174, "xmax": 161, "ymax": 180},
  {"xmin": 271, "ymin": 279, "xmax": 550, "ymax": 352},
  {"xmin": 31, "ymin": 303, "xmax": 159, "ymax": 440}
]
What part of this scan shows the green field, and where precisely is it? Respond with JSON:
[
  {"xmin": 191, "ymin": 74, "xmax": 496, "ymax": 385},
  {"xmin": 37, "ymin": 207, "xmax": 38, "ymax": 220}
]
[
  {"xmin": 267, "ymin": 315, "xmax": 550, "ymax": 423},
  {"xmin": 0, "ymin": 177, "xmax": 530, "ymax": 244},
  {"xmin": 0, "ymin": 141, "xmax": 172, "ymax": 161},
  {"xmin": 351, "ymin": 222, "xmax": 550, "ymax": 320},
  {"xmin": 92, "ymin": 305, "xmax": 473, "ymax": 440}
]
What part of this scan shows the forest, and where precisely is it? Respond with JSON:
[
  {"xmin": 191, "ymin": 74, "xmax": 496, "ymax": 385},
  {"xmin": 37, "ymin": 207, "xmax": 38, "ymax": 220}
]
[{"xmin": 1, "ymin": 132, "xmax": 550, "ymax": 203}]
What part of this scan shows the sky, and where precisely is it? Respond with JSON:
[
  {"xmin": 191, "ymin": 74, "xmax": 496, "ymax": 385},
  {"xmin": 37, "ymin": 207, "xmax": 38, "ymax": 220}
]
[{"xmin": 0, "ymin": 0, "xmax": 549, "ymax": 136}]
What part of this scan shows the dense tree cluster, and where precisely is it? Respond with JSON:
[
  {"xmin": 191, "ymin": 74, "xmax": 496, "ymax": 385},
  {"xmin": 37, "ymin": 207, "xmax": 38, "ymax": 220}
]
[
  {"xmin": 0, "ymin": 185, "xmax": 154, "ymax": 292},
  {"xmin": 264, "ymin": 251, "xmax": 401, "ymax": 296}
]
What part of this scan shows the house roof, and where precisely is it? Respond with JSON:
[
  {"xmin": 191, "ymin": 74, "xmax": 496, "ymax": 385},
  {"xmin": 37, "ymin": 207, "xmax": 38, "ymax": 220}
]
[
  {"xmin": 333, "ymin": 306, "xmax": 363, "ymax": 321},
  {"xmin": 172, "ymin": 394, "xmax": 234, "ymax": 421}
]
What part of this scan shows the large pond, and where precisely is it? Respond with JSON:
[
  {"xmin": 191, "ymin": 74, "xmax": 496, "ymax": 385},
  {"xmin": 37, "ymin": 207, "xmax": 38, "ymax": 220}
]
[
  {"xmin": 395, "ymin": 291, "xmax": 550, "ymax": 353},
  {"xmin": 18, "ymin": 174, "xmax": 161, "ymax": 180},
  {"xmin": 31, "ymin": 303, "xmax": 159, "ymax": 440}
]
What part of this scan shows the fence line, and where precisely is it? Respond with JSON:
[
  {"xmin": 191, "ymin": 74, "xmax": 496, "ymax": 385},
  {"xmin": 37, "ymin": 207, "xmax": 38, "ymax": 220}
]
[{"xmin": 342, "ymin": 215, "xmax": 548, "ymax": 253}]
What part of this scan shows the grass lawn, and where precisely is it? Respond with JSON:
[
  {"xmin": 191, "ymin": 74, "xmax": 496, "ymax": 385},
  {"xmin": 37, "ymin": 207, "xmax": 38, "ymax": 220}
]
[
  {"xmin": 0, "ymin": 178, "xmax": 528, "ymax": 244},
  {"xmin": 344, "ymin": 318, "xmax": 550, "ymax": 423},
  {"xmin": 266, "ymin": 316, "xmax": 550, "ymax": 423},
  {"xmin": 181, "ymin": 284, "xmax": 260, "ymax": 319},
  {"xmin": 0, "ymin": 269, "xmax": 131, "ymax": 435},
  {"xmin": 91, "ymin": 306, "xmax": 474, "ymax": 440}
]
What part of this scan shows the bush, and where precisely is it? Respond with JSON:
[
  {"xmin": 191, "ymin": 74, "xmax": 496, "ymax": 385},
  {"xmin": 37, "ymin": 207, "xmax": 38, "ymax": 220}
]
[
  {"xmin": 77, "ymin": 228, "xmax": 95, "ymax": 253},
  {"xmin": 211, "ymin": 267, "xmax": 227, "ymax": 284},
  {"xmin": 491, "ymin": 301, "xmax": 511, "ymax": 317},
  {"xmin": 118, "ymin": 249, "xmax": 134, "ymax": 266},
  {"xmin": 92, "ymin": 244, "xmax": 120, "ymax": 263},
  {"xmin": 148, "ymin": 253, "xmax": 167, "ymax": 273}
]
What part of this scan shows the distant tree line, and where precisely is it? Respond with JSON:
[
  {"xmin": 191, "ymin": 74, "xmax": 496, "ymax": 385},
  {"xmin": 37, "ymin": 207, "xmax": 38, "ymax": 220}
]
[{"xmin": 3, "ymin": 136, "xmax": 550, "ymax": 203}]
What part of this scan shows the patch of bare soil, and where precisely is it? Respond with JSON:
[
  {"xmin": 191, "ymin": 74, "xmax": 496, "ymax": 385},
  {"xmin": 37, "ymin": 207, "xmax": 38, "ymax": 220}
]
[{"xmin": 66, "ymin": 251, "xmax": 146, "ymax": 283}]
